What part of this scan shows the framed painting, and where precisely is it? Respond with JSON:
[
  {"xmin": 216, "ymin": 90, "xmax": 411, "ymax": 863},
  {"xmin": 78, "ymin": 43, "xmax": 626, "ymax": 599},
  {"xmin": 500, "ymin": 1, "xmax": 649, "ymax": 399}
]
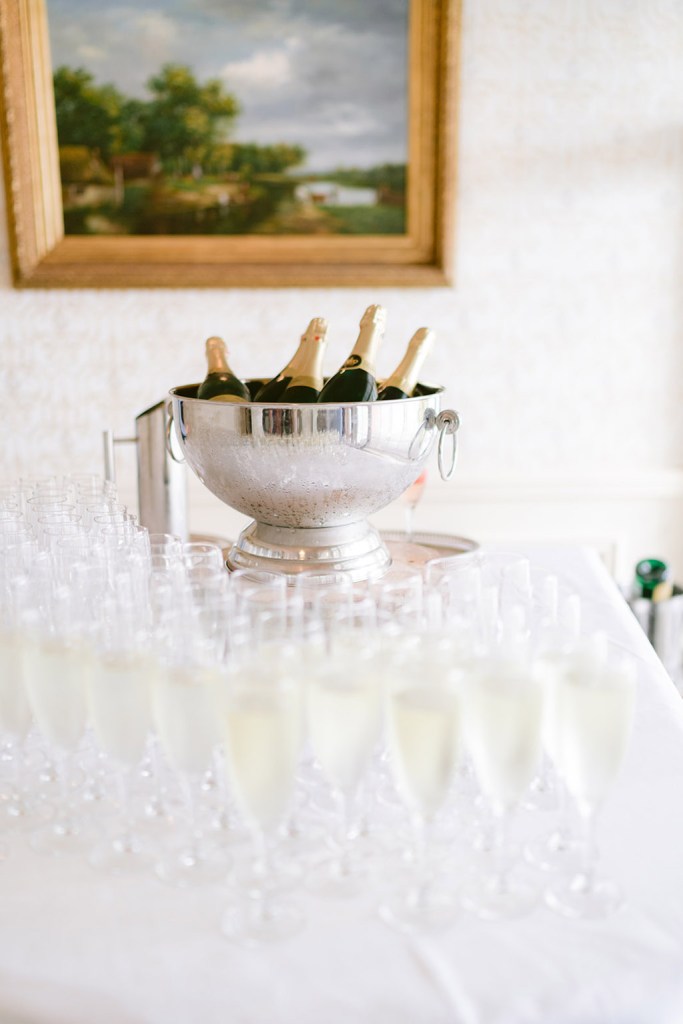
[{"xmin": 0, "ymin": 0, "xmax": 459, "ymax": 288}]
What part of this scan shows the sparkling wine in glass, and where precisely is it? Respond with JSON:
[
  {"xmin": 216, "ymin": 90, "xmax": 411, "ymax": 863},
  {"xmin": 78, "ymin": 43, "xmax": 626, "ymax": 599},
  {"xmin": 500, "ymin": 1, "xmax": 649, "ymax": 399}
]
[
  {"xmin": 545, "ymin": 658, "xmax": 635, "ymax": 919},
  {"xmin": 461, "ymin": 658, "xmax": 544, "ymax": 919},
  {"xmin": 22, "ymin": 611, "xmax": 93, "ymax": 855},
  {"xmin": 153, "ymin": 661, "xmax": 228, "ymax": 886},
  {"xmin": 88, "ymin": 646, "xmax": 157, "ymax": 873},
  {"xmin": 380, "ymin": 671, "xmax": 463, "ymax": 930},
  {"xmin": 400, "ymin": 470, "xmax": 428, "ymax": 542},
  {"xmin": 306, "ymin": 641, "xmax": 383, "ymax": 897},
  {"xmin": 221, "ymin": 667, "xmax": 305, "ymax": 944}
]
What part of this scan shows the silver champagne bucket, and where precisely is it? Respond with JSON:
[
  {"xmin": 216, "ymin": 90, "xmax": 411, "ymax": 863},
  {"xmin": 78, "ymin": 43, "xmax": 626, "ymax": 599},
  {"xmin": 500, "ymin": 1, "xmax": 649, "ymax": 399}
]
[{"xmin": 169, "ymin": 383, "xmax": 460, "ymax": 581}]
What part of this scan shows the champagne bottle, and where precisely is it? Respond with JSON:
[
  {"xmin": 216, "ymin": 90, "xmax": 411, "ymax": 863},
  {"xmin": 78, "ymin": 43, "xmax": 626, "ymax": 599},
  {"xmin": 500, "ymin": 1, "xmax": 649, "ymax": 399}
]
[
  {"xmin": 256, "ymin": 318, "xmax": 327, "ymax": 403},
  {"xmin": 196, "ymin": 337, "xmax": 250, "ymax": 403},
  {"xmin": 280, "ymin": 318, "xmax": 328, "ymax": 403},
  {"xmin": 377, "ymin": 327, "xmax": 435, "ymax": 401},
  {"xmin": 317, "ymin": 304, "xmax": 386, "ymax": 403},
  {"xmin": 634, "ymin": 558, "xmax": 673, "ymax": 603}
]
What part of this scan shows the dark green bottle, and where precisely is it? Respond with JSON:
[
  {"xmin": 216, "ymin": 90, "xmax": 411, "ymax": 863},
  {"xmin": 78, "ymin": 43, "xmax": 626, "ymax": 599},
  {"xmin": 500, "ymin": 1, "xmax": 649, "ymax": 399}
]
[
  {"xmin": 377, "ymin": 327, "xmax": 435, "ymax": 401},
  {"xmin": 634, "ymin": 558, "xmax": 673, "ymax": 603},
  {"xmin": 197, "ymin": 337, "xmax": 250, "ymax": 403},
  {"xmin": 253, "ymin": 334, "xmax": 306, "ymax": 402},
  {"xmin": 246, "ymin": 378, "xmax": 269, "ymax": 401},
  {"xmin": 280, "ymin": 318, "xmax": 328, "ymax": 403},
  {"xmin": 317, "ymin": 304, "xmax": 386, "ymax": 403},
  {"xmin": 257, "ymin": 318, "xmax": 328, "ymax": 403}
]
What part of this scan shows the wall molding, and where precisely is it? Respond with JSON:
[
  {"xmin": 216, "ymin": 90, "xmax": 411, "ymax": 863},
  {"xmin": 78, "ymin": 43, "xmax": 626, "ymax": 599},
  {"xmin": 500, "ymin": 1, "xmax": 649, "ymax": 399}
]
[{"xmin": 422, "ymin": 469, "xmax": 683, "ymax": 504}]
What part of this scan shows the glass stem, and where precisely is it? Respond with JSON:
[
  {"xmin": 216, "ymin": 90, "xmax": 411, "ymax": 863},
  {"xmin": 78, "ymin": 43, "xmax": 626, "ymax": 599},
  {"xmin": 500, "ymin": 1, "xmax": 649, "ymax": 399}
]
[
  {"xmin": 252, "ymin": 828, "xmax": 272, "ymax": 923},
  {"xmin": 554, "ymin": 779, "xmax": 571, "ymax": 846},
  {"xmin": 579, "ymin": 804, "xmax": 598, "ymax": 890},
  {"xmin": 412, "ymin": 812, "xmax": 430, "ymax": 908},
  {"xmin": 491, "ymin": 804, "xmax": 511, "ymax": 892},
  {"xmin": 148, "ymin": 735, "xmax": 167, "ymax": 817},
  {"xmin": 56, "ymin": 748, "xmax": 74, "ymax": 833},
  {"xmin": 8, "ymin": 738, "xmax": 23, "ymax": 814},
  {"xmin": 182, "ymin": 775, "xmax": 201, "ymax": 859},
  {"xmin": 404, "ymin": 503, "xmax": 415, "ymax": 541},
  {"xmin": 118, "ymin": 768, "xmax": 134, "ymax": 849},
  {"xmin": 212, "ymin": 748, "xmax": 235, "ymax": 832},
  {"xmin": 337, "ymin": 789, "xmax": 353, "ymax": 875}
]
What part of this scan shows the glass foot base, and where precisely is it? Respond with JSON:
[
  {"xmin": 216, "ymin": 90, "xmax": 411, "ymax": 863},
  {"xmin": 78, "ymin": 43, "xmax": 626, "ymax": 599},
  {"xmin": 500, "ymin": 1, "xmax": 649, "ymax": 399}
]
[
  {"xmin": 545, "ymin": 873, "xmax": 623, "ymax": 919},
  {"xmin": 155, "ymin": 847, "xmax": 230, "ymax": 888},
  {"xmin": 221, "ymin": 900, "xmax": 305, "ymax": 946},
  {"xmin": 379, "ymin": 884, "xmax": 459, "ymax": 932},
  {"xmin": 522, "ymin": 778, "xmax": 558, "ymax": 813},
  {"xmin": 89, "ymin": 833, "xmax": 154, "ymax": 874},
  {"xmin": 307, "ymin": 854, "xmax": 369, "ymax": 899},
  {"xmin": 30, "ymin": 819, "xmax": 96, "ymax": 857},
  {"xmin": 524, "ymin": 829, "xmax": 581, "ymax": 872},
  {"xmin": 462, "ymin": 874, "xmax": 539, "ymax": 921}
]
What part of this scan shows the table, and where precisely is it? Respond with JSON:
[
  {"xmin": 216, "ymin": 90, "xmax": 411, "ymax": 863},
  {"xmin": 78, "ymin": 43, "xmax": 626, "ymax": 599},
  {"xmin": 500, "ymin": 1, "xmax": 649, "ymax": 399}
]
[{"xmin": 1, "ymin": 545, "xmax": 683, "ymax": 1024}]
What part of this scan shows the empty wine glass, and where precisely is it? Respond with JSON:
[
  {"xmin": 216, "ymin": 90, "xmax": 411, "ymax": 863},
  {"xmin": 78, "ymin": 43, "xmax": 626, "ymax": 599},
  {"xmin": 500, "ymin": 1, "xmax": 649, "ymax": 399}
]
[
  {"xmin": 372, "ymin": 566, "xmax": 424, "ymax": 620},
  {"xmin": 182, "ymin": 541, "xmax": 225, "ymax": 572}
]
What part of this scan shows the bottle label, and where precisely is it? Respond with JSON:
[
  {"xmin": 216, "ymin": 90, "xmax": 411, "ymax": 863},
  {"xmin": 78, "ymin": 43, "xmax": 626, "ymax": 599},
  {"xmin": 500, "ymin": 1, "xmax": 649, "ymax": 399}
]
[
  {"xmin": 651, "ymin": 580, "xmax": 674, "ymax": 603},
  {"xmin": 208, "ymin": 393, "xmax": 247, "ymax": 404},
  {"xmin": 342, "ymin": 354, "xmax": 362, "ymax": 370}
]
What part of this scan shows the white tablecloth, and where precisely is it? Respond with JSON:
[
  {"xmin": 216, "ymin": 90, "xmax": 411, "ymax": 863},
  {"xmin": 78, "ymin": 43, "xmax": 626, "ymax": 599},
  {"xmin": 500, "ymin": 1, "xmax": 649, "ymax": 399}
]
[{"xmin": 2, "ymin": 545, "xmax": 683, "ymax": 1024}]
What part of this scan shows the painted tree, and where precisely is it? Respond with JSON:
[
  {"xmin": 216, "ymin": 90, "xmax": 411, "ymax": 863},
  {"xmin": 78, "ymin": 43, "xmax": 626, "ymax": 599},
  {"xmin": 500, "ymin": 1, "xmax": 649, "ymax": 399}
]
[
  {"xmin": 139, "ymin": 64, "xmax": 239, "ymax": 174},
  {"xmin": 53, "ymin": 66, "xmax": 122, "ymax": 160}
]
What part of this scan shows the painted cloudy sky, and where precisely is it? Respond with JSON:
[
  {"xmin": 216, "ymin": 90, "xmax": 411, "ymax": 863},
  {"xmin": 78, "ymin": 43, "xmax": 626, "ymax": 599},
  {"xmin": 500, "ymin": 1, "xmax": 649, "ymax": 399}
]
[{"xmin": 46, "ymin": 0, "xmax": 409, "ymax": 171}]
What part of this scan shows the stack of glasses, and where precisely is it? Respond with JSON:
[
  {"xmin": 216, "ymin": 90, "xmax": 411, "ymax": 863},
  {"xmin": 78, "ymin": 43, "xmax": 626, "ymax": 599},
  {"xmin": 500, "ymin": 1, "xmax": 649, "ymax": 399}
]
[{"xmin": 0, "ymin": 474, "xmax": 637, "ymax": 943}]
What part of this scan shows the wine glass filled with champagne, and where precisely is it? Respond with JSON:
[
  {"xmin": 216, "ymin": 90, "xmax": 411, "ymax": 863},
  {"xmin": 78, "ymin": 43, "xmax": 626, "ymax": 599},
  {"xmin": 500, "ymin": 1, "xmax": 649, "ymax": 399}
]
[
  {"xmin": 461, "ymin": 656, "xmax": 544, "ymax": 920},
  {"xmin": 306, "ymin": 610, "xmax": 384, "ymax": 897},
  {"xmin": 380, "ymin": 661, "xmax": 463, "ymax": 930},
  {"xmin": 221, "ymin": 663, "xmax": 305, "ymax": 944},
  {"xmin": 545, "ymin": 653, "xmax": 636, "ymax": 919}
]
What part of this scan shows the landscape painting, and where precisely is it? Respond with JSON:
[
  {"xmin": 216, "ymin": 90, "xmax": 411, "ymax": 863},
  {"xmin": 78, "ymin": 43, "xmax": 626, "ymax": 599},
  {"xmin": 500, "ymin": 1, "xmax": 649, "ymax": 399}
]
[{"xmin": 46, "ymin": 0, "xmax": 410, "ymax": 237}]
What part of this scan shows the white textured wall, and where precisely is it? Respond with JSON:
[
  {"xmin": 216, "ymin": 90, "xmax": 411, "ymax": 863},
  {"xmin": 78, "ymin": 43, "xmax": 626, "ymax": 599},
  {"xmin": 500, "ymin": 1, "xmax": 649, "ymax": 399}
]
[{"xmin": 2, "ymin": 0, "xmax": 683, "ymax": 582}]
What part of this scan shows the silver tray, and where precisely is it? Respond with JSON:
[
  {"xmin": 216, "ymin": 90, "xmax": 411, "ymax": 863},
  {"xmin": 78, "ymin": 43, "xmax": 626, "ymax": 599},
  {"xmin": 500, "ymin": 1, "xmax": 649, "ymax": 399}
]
[
  {"xmin": 219, "ymin": 530, "xmax": 479, "ymax": 578},
  {"xmin": 380, "ymin": 530, "xmax": 479, "ymax": 569}
]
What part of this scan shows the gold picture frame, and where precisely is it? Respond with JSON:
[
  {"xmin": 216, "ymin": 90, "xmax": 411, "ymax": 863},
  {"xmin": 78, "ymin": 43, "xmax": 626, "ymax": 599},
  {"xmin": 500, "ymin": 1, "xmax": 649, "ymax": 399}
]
[{"xmin": 0, "ymin": 0, "xmax": 459, "ymax": 288}]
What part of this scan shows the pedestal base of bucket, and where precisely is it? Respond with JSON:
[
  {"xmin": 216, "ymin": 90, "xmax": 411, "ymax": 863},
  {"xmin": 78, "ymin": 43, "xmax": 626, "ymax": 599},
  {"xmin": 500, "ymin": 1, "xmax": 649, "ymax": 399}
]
[{"xmin": 226, "ymin": 519, "xmax": 391, "ymax": 583}]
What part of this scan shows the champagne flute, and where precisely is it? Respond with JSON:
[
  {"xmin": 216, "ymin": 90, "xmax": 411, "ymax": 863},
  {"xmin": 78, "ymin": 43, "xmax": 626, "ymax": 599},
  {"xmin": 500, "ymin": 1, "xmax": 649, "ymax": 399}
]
[
  {"xmin": 306, "ymin": 619, "xmax": 383, "ymax": 897},
  {"xmin": 153, "ymin": 658, "xmax": 229, "ymax": 886},
  {"xmin": 400, "ymin": 469, "xmax": 427, "ymax": 541},
  {"xmin": 545, "ymin": 656, "xmax": 636, "ymax": 918},
  {"xmin": 380, "ymin": 667, "xmax": 463, "ymax": 929},
  {"xmin": 88, "ymin": 612, "xmax": 157, "ymax": 873},
  {"xmin": 461, "ymin": 656, "xmax": 544, "ymax": 919},
  {"xmin": 221, "ymin": 664, "xmax": 305, "ymax": 944},
  {"xmin": 22, "ymin": 598, "xmax": 93, "ymax": 855},
  {"xmin": 0, "ymin": 620, "xmax": 35, "ymax": 828},
  {"xmin": 524, "ymin": 634, "xmax": 584, "ymax": 871}
]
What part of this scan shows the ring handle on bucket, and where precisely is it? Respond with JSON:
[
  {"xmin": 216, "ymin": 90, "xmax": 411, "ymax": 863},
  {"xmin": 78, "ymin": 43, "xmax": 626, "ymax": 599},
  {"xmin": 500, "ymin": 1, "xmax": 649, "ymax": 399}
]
[
  {"xmin": 165, "ymin": 401, "xmax": 186, "ymax": 465},
  {"xmin": 408, "ymin": 409, "xmax": 436, "ymax": 461},
  {"xmin": 436, "ymin": 409, "xmax": 460, "ymax": 481}
]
